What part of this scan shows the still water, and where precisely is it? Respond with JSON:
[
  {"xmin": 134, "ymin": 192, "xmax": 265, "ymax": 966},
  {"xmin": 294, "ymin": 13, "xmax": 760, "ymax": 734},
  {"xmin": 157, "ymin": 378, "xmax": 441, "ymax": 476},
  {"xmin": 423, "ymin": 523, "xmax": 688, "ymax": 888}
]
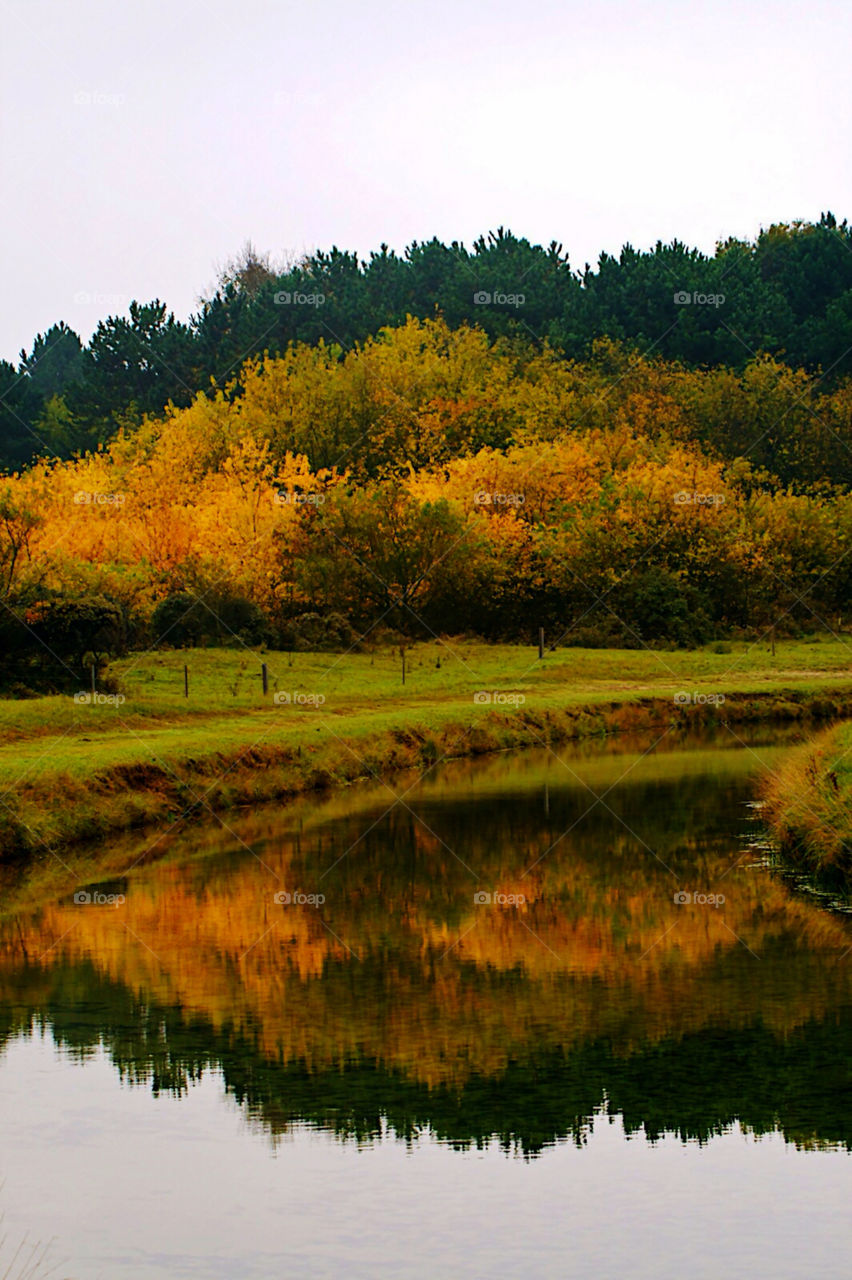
[{"xmin": 1, "ymin": 726, "xmax": 851, "ymax": 1278}]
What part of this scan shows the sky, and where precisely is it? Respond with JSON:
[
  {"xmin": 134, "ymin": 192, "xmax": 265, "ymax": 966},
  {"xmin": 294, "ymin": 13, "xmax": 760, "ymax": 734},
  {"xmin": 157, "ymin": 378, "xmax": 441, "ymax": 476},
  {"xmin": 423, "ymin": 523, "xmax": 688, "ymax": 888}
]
[{"xmin": 1, "ymin": 0, "xmax": 851, "ymax": 361}]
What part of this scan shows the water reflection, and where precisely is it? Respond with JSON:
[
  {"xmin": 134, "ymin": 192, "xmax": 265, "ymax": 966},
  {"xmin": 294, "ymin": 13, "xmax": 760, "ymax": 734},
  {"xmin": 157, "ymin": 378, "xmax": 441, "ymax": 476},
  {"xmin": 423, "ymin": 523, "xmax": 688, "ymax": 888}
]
[{"xmin": 1, "ymin": 726, "xmax": 851, "ymax": 1156}]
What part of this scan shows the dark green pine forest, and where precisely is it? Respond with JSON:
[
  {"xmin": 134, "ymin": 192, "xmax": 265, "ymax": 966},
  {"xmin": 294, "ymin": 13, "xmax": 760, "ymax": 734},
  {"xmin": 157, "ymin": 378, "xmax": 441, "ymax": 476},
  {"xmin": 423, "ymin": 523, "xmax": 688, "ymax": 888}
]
[{"xmin": 3, "ymin": 214, "xmax": 852, "ymax": 468}]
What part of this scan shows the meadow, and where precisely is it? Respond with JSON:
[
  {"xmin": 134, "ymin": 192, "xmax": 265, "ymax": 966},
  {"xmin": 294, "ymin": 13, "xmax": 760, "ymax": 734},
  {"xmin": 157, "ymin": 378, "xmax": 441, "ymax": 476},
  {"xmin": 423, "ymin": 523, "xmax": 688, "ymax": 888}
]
[{"xmin": 2, "ymin": 635, "xmax": 851, "ymax": 861}]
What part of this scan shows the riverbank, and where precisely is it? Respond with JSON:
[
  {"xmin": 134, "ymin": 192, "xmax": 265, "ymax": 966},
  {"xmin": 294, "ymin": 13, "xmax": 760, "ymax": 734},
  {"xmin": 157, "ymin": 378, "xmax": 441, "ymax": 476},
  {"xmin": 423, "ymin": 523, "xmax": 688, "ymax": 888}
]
[
  {"xmin": 762, "ymin": 718, "xmax": 852, "ymax": 884},
  {"xmin": 3, "ymin": 638, "xmax": 852, "ymax": 860}
]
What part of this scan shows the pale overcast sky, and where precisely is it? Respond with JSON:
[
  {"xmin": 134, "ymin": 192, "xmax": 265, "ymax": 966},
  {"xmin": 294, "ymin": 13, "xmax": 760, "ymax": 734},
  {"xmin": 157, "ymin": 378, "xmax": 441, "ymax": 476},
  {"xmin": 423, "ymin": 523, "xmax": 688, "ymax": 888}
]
[{"xmin": 1, "ymin": 0, "xmax": 850, "ymax": 361}]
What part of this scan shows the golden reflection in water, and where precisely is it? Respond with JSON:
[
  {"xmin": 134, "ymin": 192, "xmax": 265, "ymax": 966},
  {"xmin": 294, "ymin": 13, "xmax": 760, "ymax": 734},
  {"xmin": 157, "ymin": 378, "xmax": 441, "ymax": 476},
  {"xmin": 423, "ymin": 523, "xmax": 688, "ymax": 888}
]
[{"xmin": 1, "ymin": 734, "xmax": 850, "ymax": 1092}]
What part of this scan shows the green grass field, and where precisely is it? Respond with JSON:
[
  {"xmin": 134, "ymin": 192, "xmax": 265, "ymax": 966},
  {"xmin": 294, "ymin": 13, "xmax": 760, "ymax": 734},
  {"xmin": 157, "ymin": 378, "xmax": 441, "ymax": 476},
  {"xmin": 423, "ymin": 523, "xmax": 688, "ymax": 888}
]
[{"xmin": 2, "ymin": 635, "xmax": 852, "ymax": 859}]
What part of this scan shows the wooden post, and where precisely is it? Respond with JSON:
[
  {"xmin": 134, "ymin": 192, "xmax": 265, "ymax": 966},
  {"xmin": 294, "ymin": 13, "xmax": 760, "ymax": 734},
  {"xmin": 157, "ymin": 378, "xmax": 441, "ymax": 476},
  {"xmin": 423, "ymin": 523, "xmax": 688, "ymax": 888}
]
[
  {"xmin": 90, "ymin": 664, "xmax": 96, "ymax": 695},
  {"xmin": 184, "ymin": 664, "xmax": 189, "ymax": 698},
  {"xmin": 538, "ymin": 627, "xmax": 545, "ymax": 660},
  {"xmin": 771, "ymin": 624, "xmax": 776, "ymax": 657},
  {"xmin": 261, "ymin": 662, "xmax": 269, "ymax": 696}
]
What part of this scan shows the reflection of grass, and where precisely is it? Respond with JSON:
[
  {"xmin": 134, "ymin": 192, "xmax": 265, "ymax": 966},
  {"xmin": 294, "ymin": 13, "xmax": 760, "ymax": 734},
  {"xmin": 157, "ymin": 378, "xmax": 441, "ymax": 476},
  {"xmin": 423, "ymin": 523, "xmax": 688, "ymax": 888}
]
[
  {"xmin": 1, "ymin": 638, "xmax": 852, "ymax": 858},
  {"xmin": 0, "ymin": 730, "xmax": 800, "ymax": 922}
]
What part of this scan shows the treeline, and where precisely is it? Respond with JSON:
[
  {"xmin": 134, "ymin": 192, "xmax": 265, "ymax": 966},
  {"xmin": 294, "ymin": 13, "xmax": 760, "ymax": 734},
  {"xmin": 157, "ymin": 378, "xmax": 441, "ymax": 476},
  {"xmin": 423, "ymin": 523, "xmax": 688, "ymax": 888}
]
[
  {"xmin": 3, "ymin": 214, "xmax": 852, "ymax": 467},
  {"xmin": 3, "ymin": 315, "xmax": 852, "ymax": 683}
]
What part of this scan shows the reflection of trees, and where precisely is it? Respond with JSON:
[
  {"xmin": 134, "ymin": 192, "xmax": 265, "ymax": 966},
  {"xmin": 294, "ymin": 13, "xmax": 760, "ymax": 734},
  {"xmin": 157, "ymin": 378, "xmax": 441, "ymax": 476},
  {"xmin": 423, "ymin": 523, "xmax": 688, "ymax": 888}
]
[
  {"xmin": 2, "ymin": 960, "xmax": 852, "ymax": 1156},
  {"xmin": 1, "ymin": 744, "xmax": 851, "ymax": 1152}
]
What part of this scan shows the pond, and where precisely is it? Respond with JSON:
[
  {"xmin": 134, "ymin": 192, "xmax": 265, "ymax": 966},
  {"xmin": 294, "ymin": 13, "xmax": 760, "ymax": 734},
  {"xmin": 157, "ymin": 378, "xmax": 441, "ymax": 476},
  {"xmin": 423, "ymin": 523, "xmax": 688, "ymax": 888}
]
[{"xmin": 1, "ymin": 724, "xmax": 851, "ymax": 1278}]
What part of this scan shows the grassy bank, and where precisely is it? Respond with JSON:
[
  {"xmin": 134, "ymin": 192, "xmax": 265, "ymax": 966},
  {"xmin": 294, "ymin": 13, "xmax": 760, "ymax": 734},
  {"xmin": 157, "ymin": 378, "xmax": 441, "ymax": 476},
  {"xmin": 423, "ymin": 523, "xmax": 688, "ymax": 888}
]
[
  {"xmin": 762, "ymin": 718, "xmax": 852, "ymax": 883},
  {"xmin": 3, "ymin": 637, "xmax": 852, "ymax": 860}
]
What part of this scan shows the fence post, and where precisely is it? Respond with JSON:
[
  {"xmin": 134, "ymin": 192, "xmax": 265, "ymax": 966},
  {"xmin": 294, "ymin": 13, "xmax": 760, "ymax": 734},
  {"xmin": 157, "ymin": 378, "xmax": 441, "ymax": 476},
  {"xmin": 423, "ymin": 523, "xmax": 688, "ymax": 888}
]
[
  {"xmin": 538, "ymin": 628, "xmax": 545, "ymax": 660},
  {"xmin": 90, "ymin": 663, "xmax": 96, "ymax": 695},
  {"xmin": 262, "ymin": 662, "xmax": 269, "ymax": 696}
]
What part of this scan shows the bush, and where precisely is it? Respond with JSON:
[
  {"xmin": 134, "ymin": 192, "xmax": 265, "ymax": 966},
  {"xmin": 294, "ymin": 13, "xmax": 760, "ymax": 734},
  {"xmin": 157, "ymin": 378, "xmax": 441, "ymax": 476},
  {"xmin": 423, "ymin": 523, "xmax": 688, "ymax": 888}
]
[
  {"xmin": 5, "ymin": 681, "xmax": 40, "ymax": 699},
  {"xmin": 278, "ymin": 611, "xmax": 358, "ymax": 652},
  {"xmin": 560, "ymin": 621, "xmax": 642, "ymax": 649},
  {"xmin": 215, "ymin": 595, "xmax": 268, "ymax": 645},
  {"xmin": 28, "ymin": 596, "xmax": 125, "ymax": 668},
  {"xmin": 0, "ymin": 595, "xmax": 125, "ymax": 692},
  {"xmin": 150, "ymin": 593, "xmax": 204, "ymax": 648},
  {"xmin": 617, "ymin": 570, "xmax": 712, "ymax": 647},
  {"xmin": 151, "ymin": 591, "xmax": 268, "ymax": 648}
]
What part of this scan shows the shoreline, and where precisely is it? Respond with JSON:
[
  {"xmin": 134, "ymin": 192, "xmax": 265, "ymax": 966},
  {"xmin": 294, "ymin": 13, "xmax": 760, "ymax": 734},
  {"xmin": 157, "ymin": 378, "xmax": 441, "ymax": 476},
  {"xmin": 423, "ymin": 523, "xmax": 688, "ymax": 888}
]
[{"xmin": 6, "ymin": 681, "xmax": 852, "ymax": 863}]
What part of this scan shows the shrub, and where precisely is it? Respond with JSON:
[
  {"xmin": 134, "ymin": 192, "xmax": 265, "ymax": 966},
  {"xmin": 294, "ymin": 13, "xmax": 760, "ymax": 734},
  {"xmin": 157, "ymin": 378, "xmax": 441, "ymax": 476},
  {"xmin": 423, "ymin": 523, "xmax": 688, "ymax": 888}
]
[
  {"xmin": 617, "ymin": 569, "xmax": 712, "ymax": 647},
  {"xmin": 28, "ymin": 596, "xmax": 125, "ymax": 668},
  {"xmin": 151, "ymin": 591, "xmax": 268, "ymax": 648},
  {"xmin": 278, "ymin": 611, "xmax": 358, "ymax": 652},
  {"xmin": 150, "ymin": 593, "xmax": 204, "ymax": 648}
]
